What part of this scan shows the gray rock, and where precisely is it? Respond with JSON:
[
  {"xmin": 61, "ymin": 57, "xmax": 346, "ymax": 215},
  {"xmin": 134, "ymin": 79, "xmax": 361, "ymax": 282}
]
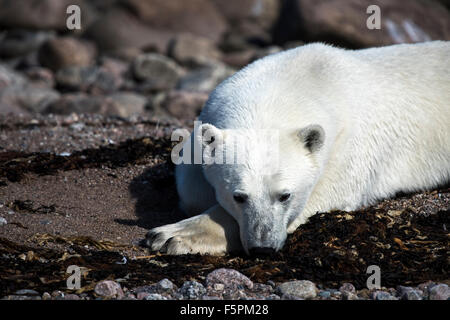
[
  {"xmin": 133, "ymin": 279, "xmax": 176, "ymax": 297},
  {"xmin": 124, "ymin": 0, "xmax": 228, "ymax": 43},
  {"xmin": 25, "ymin": 67, "xmax": 55, "ymax": 88},
  {"xmin": 372, "ymin": 291, "xmax": 398, "ymax": 300},
  {"xmin": 108, "ymin": 92, "xmax": 147, "ymax": 117},
  {"xmin": 274, "ymin": 0, "xmax": 450, "ymax": 47},
  {"xmin": 178, "ymin": 281, "xmax": 206, "ymax": 300},
  {"xmin": 51, "ymin": 290, "xmax": 65, "ymax": 300},
  {"xmin": 329, "ymin": 289, "xmax": 342, "ymax": 298},
  {"xmin": 38, "ymin": 37, "xmax": 97, "ymax": 72},
  {"xmin": 123, "ymin": 293, "xmax": 137, "ymax": 300},
  {"xmin": 133, "ymin": 285, "xmax": 158, "ymax": 295},
  {"xmin": 0, "ymin": 85, "xmax": 60, "ymax": 114},
  {"xmin": 0, "ymin": 217, "xmax": 7, "ymax": 226},
  {"xmin": 428, "ymin": 284, "xmax": 449, "ymax": 300},
  {"xmin": 202, "ymin": 295, "xmax": 222, "ymax": 300},
  {"xmin": 342, "ymin": 291, "xmax": 359, "ymax": 300},
  {"xmin": 168, "ymin": 33, "xmax": 222, "ymax": 67},
  {"xmin": 276, "ymin": 280, "xmax": 318, "ymax": 300},
  {"xmin": 251, "ymin": 283, "xmax": 273, "ymax": 295},
  {"xmin": 177, "ymin": 63, "xmax": 235, "ymax": 93},
  {"xmin": 0, "ymin": 64, "xmax": 27, "ymax": 88},
  {"xmin": 339, "ymin": 282, "xmax": 356, "ymax": 294},
  {"xmin": 15, "ymin": 289, "xmax": 40, "ymax": 296},
  {"xmin": 42, "ymin": 292, "xmax": 52, "ymax": 300},
  {"xmin": 56, "ymin": 66, "xmax": 120, "ymax": 94},
  {"xmin": 136, "ymin": 292, "xmax": 149, "ymax": 300},
  {"xmin": 156, "ymin": 278, "xmax": 175, "ymax": 292},
  {"xmin": 397, "ymin": 286, "xmax": 423, "ymax": 300},
  {"xmin": 206, "ymin": 268, "xmax": 254, "ymax": 291},
  {"xmin": 143, "ymin": 293, "xmax": 168, "ymax": 300},
  {"xmin": 281, "ymin": 293, "xmax": 304, "ymax": 300},
  {"xmin": 132, "ymin": 53, "xmax": 182, "ymax": 91},
  {"xmin": 64, "ymin": 294, "xmax": 80, "ymax": 300},
  {"xmin": 417, "ymin": 281, "xmax": 436, "ymax": 293},
  {"xmin": 148, "ymin": 90, "xmax": 207, "ymax": 119},
  {"xmin": 85, "ymin": 9, "xmax": 173, "ymax": 56},
  {"xmin": 318, "ymin": 291, "xmax": 331, "ymax": 299},
  {"xmin": 2, "ymin": 295, "xmax": 41, "ymax": 300},
  {"xmin": 94, "ymin": 280, "xmax": 124, "ymax": 299}
]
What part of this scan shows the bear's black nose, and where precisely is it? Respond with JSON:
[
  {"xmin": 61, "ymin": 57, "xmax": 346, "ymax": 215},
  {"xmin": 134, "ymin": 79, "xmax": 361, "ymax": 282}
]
[{"xmin": 249, "ymin": 247, "xmax": 276, "ymax": 256}]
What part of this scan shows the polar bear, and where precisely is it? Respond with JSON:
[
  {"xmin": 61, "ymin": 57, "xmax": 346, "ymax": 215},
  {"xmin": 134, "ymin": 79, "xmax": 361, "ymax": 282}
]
[{"xmin": 146, "ymin": 41, "xmax": 450, "ymax": 255}]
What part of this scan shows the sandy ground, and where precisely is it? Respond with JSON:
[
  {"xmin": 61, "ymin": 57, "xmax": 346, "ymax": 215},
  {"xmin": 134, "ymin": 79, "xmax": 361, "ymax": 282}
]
[{"xmin": 0, "ymin": 114, "xmax": 448, "ymax": 296}]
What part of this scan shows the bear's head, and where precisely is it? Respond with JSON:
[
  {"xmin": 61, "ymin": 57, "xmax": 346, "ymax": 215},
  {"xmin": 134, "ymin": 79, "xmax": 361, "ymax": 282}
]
[{"xmin": 197, "ymin": 123, "xmax": 325, "ymax": 254}]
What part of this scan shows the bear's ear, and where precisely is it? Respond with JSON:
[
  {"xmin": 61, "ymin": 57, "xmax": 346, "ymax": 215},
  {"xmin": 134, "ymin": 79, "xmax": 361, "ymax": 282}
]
[
  {"xmin": 195, "ymin": 123, "xmax": 224, "ymax": 164},
  {"xmin": 298, "ymin": 124, "xmax": 325, "ymax": 153},
  {"xmin": 196, "ymin": 123, "xmax": 222, "ymax": 147}
]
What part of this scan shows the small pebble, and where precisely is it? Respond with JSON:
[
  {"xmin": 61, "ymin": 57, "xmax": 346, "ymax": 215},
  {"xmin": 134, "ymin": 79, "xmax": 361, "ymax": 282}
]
[
  {"xmin": 281, "ymin": 293, "xmax": 304, "ymax": 300},
  {"xmin": 137, "ymin": 292, "xmax": 150, "ymax": 300},
  {"xmin": 339, "ymin": 283, "xmax": 356, "ymax": 293},
  {"xmin": 276, "ymin": 280, "xmax": 318, "ymax": 299},
  {"xmin": 178, "ymin": 281, "xmax": 206, "ymax": 300},
  {"xmin": 157, "ymin": 278, "xmax": 175, "ymax": 292},
  {"xmin": 372, "ymin": 291, "xmax": 397, "ymax": 300},
  {"xmin": 428, "ymin": 284, "xmax": 449, "ymax": 300},
  {"xmin": 397, "ymin": 286, "xmax": 423, "ymax": 300},
  {"xmin": 15, "ymin": 289, "xmax": 39, "ymax": 296},
  {"xmin": 42, "ymin": 292, "xmax": 52, "ymax": 300},
  {"xmin": 206, "ymin": 268, "xmax": 253, "ymax": 290},
  {"xmin": 64, "ymin": 294, "xmax": 80, "ymax": 300},
  {"xmin": 0, "ymin": 217, "xmax": 7, "ymax": 226},
  {"xmin": 94, "ymin": 280, "xmax": 124, "ymax": 299},
  {"xmin": 51, "ymin": 290, "xmax": 65, "ymax": 299},
  {"xmin": 143, "ymin": 293, "xmax": 167, "ymax": 300},
  {"xmin": 318, "ymin": 291, "xmax": 331, "ymax": 298},
  {"xmin": 342, "ymin": 291, "xmax": 359, "ymax": 300}
]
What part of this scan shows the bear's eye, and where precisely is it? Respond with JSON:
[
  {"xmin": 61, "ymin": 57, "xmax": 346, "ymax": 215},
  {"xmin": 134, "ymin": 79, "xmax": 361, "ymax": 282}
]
[
  {"xmin": 233, "ymin": 192, "xmax": 248, "ymax": 204},
  {"xmin": 278, "ymin": 193, "xmax": 291, "ymax": 202}
]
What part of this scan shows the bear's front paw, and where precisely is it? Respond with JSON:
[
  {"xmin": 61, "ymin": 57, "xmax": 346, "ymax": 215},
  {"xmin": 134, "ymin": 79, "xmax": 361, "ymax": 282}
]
[{"xmin": 145, "ymin": 214, "xmax": 230, "ymax": 255}]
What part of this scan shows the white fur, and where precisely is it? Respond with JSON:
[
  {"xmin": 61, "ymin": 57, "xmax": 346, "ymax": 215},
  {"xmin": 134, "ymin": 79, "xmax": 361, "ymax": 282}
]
[{"xmin": 147, "ymin": 41, "xmax": 450, "ymax": 255}]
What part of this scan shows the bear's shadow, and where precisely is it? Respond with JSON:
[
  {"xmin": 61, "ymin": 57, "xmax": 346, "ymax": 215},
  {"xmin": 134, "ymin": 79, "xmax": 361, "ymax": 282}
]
[{"xmin": 115, "ymin": 162, "xmax": 186, "ymax": 230}]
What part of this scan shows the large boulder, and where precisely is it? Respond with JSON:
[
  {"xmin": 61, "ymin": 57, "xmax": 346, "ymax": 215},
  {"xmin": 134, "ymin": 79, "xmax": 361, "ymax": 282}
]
[
  {"xmin": 38, "ymin": 37, "xmax": 97, "ymax": 72},
  {"xmin": 177, "ymin": 62, "xmax": 235, "ymax": 93},
  {"xmin": 55, "ymin": 66, "xmax": 121, "ymax": 94},
  {"xmin": 149, "ymin": 90, "xmax": 208, "ymax": 120},
  {"xmin": 85, "ymin": 8, "xmax": 173, "ymax": 56},
  {"xmin": 123, "ymin": 0, "xmax": 228, "ymax": 43},
  {"xmin": 0, "ymin": 85, "xmax": 60, "ymax": 114},
  {"xmin": 132, "ymin": 53, "xmax": 183, "ymax": 92},
  {"xmin": 168, "ymin": 33, "xmax": 222, "ymax": 67},
  {"xmin": 274, "ymin": 0, "xmax": 450, "ymax": 48}
]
